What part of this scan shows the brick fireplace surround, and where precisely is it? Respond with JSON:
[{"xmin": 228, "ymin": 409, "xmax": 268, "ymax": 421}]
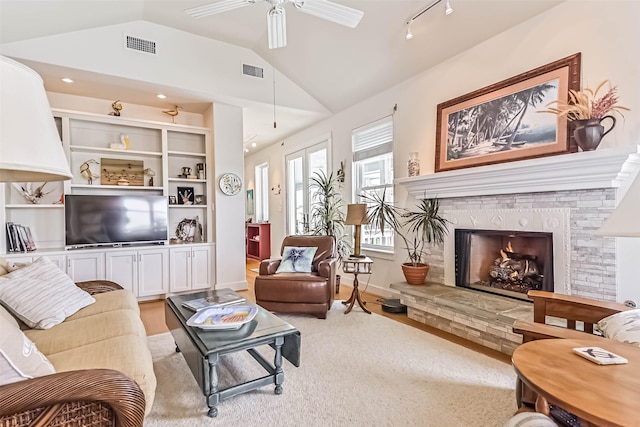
[{"xmin": 391, "ymin": 146, "xmax": 640, "ymax": 355}]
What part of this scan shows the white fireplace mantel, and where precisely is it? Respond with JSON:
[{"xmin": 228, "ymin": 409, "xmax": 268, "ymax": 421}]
[{"xmin": 396, "ymin": 145, "xmax": 640, "ymax": 199}]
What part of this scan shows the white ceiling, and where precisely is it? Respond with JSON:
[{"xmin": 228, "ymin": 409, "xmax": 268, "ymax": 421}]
[{"xmin": 0, "ymin": 0, "xmax": 564, "ymax": 153}]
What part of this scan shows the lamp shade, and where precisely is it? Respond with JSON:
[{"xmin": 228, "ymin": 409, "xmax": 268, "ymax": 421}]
[
  {"xmin": 345, "ymin": 203, "xmax": 369, "ymax": 225},
  {"xmin": 0, "ymin": 56, "xmax": 72, "ymax": 182},
  {"xmin": 598, "ymin": 171, "xmax": 640, "ymax": 237}
]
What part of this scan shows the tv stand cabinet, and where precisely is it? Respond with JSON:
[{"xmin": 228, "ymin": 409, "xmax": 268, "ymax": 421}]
[{"xmin": 246, "ymin": 223, "xmax": 270, "ymax": 261}]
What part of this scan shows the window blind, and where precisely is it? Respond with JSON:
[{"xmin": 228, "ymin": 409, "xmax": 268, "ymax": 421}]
[{"xmin": 352, "ymin": 116, "xmax": 393, "ymax": 162}]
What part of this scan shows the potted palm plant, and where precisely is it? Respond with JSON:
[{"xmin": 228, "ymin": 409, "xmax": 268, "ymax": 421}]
[
  {"xmin": 361, "ymin": 190, "xmax": 449, "ymax": 285},
  {"xmin": 309, "ymin": 170, "xmax": 352, "ymax": 290}
]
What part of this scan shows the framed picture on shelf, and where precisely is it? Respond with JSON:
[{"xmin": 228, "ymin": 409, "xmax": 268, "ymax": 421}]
[
  {"xmin": 435, "ymin": 53, "xmax": 581, "ymax": 172},
  {"xmin": 168, "ymin": 195, "xmax": 177, "ymax": 205},
  {"xmin": 177, "ymin": 187, "xmax": 194, "ymax": 205},
  {"xmin": 195, "ymin": 194, "xmax": 205, "ymax": 205}
]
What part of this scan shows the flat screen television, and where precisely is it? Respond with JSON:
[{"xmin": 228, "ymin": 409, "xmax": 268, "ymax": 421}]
[{"xmin": 65, "ymin": 195, "xmax": 168, "ymax": 248}]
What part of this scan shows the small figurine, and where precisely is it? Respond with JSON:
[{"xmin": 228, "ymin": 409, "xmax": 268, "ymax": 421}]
[
  {"xmin": 13, "ymin": 182, "xmax": 52, "ymax": 204},
  {"xmin": 162, "ymin": 105, "xmax": 183, "ymax": 123},
  {"xmin": 109, "ymin": 100, "xmax": 123, "ymax": 116},
  {"xmin": 80, "ymin": 159, "xmax": 100, "ymax": 184}
]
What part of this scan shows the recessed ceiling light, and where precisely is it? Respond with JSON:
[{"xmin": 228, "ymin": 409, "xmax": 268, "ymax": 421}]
[
  {"xmin": 244, "ymin": 148, "xmax": 249, "ymax": 153},
  {"xmin": 157, "ymin": 94, "xmax": 167, "ymax": 99},
  {"xmin": 251, "ymin": 142, "xmax": 257, "ymax": 147},
  {"xmin": 61, "ymin": 78, "xmax": 74, "ymax": 83}
]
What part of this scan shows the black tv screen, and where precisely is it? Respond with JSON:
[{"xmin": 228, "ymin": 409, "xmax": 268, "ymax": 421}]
[{"xmin": 65, "ymin": 195, "xmax": 168, "ymax": 248}]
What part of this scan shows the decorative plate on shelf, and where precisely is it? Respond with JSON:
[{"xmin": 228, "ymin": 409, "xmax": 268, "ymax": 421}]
[{"xmin": 218, "ymin": 173, "xmax": 242, "ymax": 196}]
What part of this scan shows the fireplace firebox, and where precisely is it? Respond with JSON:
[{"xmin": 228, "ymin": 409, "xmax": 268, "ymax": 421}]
[{"xmin": 455, "ymin": 229, "xmax": 554, "ymax": 301}]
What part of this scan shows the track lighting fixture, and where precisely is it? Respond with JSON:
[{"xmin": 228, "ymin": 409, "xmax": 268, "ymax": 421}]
[
  {"xmin": 405, "ymin": 24, "xmax": 413, "ymax": 40},
  {"xmin": 404, "ymin": 0, "xmax": 454, "ymax": 41}
]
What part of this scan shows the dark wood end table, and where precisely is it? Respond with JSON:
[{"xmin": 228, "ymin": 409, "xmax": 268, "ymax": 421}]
[{"xmin": 342, "ymin": 256, "xmax": 373, "ymax": 314}]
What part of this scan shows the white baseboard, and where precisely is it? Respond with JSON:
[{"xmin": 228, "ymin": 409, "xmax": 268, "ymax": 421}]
[
  {"xmin": 216, "ymin": 280, "xmax": 249, "ymax": 291},
  {"xmin": 338, "ymin": 276, "xmax": 399, "ymax": 299}
]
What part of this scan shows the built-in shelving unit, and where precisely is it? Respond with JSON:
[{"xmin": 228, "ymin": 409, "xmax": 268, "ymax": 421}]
[
  {"xmin": 0, "ymin": 108, "xmax": 217, "ymax": 298},
  {"xmin": 246, "ymin": 223, "xmax": 271, "ymax": 261}
]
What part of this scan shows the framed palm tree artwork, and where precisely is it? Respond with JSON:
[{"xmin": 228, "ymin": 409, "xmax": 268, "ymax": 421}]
[{"xmin": 435, "ymin": 53, "xmax": 581, "ymax": 172}]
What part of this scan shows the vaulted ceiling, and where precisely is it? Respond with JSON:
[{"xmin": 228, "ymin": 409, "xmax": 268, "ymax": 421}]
[{"xmin": 0, "ymin": 0, "xmax": 564, "ymax": 151}]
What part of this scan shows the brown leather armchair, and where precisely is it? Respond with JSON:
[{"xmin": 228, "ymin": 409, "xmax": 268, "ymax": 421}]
[{"xmin": 254, "ymin": 235, "xmax": 338, "ymax": 319}]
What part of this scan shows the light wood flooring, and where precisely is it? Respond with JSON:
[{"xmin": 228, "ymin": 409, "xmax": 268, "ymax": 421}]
[{"xmin": 139, "ymin": 258, "xmax": 511, "ymax": 364}]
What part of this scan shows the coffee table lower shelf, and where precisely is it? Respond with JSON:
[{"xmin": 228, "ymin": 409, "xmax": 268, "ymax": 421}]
[{"xmin": 165, "ymin": 292, "xmax": 300, "ymax": 418}]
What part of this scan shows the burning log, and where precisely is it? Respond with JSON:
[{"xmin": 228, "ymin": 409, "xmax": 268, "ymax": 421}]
[{"xmin": 487, "ymin": 244, "xmax": 544, "ymax": 291}]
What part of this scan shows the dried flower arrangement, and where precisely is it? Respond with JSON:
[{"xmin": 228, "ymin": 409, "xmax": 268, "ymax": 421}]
[{"xmin": 540, "ymin": 80, "xmax": 630, "ymax": 120}]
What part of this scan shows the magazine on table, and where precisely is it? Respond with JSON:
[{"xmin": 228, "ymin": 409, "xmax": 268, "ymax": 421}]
[
  {"xmin": 182, "ymin": 289, "xmax": 246, "ymax": 311},
  {"xmin": 572, "ymin": 346, "xmax": 628, "ymax": 365}
]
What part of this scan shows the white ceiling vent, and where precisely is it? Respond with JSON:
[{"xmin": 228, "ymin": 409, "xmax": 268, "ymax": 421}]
[
  {"xmin": 242, "ymin": 64, "xmax": 264, "ymax": 79},
  {"xmin": 124, "ymin": 35, "xmax": 157, "ymax": 55}
]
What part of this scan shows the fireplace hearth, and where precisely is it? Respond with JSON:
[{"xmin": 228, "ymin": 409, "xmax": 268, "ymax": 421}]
[{"xmin": 455, "ymin": 229, "xmax": 554, "ymax": 301}]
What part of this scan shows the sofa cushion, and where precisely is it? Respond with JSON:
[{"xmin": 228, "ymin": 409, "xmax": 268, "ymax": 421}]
[
  {"xmin": 25, "ymin": 309, "xmax": 147, "ymax": 355},
  {"xmin": 597, "ymin": 309, "xmax": 640, "ymax": 347},
  {"xmin": 65, "ymin": 289, "xmax": 140, "ymax": 321},
  {"xmin": 0, "ymin": 313, "xmax": 55, "ymax": 386},
  {"xmin": 276, "ymin": 246, "xmax": 318, "ymax": 273},
  {"xmin": 0, "ymin": 304, "xmax": 19, "ymax": 329},
  {"xmin": 0, "ymin": 256, "xmax": 95, "ymax": 329},
  {"xmin": 47, "ymin": 335, "xmax": 157, "ymax": 415}
]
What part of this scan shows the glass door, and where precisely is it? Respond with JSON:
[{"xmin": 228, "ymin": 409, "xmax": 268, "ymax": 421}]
[{"xmin": 285, "ymin": 141, "xmax": 328, "ymax": 235}]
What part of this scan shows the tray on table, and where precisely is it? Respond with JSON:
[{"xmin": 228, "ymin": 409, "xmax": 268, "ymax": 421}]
[{"xmin": 186, "ymin": 305, "xmax": 258, "ymax": 330}]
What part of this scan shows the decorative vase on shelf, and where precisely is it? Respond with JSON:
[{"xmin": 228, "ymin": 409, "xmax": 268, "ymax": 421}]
[
  {"xmin": 408, "ymin": 152, "xmax": 420, "ymax": 177},
  {"xmin": 573, "ymin": 115, "xmax": 616, "ymax": 151}
]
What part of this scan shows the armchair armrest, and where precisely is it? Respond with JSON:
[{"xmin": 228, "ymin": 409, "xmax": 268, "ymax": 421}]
[
  {"xmin": 317, "ymin": 257, "xmax": 337, "ymax": 280},
  {"xmin": 528, "ymin": 290, "xmax": 630, "ymax": 333},
  {"xmin": 259, "ymin": 259, "xmax": 282, "ymax": 275},
  {"xmin": 0, "ymin": 369, "xmax": 145, "ymax": 427},
  {"xmin": 513, "ymin": 319, "xmax": 610, "ymax": 343}
]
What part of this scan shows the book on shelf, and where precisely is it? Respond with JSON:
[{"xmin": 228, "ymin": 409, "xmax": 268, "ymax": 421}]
[
  {"xmin": 572, "ymin": 346, "xmax": 628, "ymax": 365},
  {"xmin": 182, "ymin": 289, "xmax": 246, "ymax": 312},
  {"xmin": 5, "ymin": 222, "xmax": 37, "ymax": 252}
]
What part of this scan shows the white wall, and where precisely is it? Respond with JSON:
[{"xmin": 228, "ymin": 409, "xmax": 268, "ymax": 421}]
[{"xmin": 245, "ymin": 1, "xmax": 640, "ymax": 301}]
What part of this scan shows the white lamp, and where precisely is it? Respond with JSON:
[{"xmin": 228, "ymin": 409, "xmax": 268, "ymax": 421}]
[
  {"xmin": 598, "ymin": 172, "xmax": 640, "ymax": 237},
  {"xmin": 0, "ymin": 56, "xmax": 72, "ymax": 182}
]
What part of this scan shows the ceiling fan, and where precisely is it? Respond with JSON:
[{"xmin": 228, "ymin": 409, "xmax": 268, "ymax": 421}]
[{"xmin": 185, "ymin": 0, "xmax": 364, "ymax": 49}]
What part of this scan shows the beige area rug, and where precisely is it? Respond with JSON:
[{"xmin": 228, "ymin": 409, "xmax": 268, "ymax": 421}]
[{"xmin": 145, "ymin": 302, "xmax": 517, "ymax": 427}]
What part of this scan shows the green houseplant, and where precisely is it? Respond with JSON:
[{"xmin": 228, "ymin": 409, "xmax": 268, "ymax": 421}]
[
  {"xmin": 309, "ymin": 171, "xmax": 352, "ymax": 287},
  {"xmin": 361, "ymin": 189, "xmax": 449, "ymax": 285}
]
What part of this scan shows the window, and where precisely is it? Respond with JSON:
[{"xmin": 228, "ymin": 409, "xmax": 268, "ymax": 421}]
[
  {"xmin": 255, "ymin": 163, "xmax": 269, "ymax": 222},
  {"xmin": 352, "ymin": 116, "xmax": 394, "ymax": 251}
]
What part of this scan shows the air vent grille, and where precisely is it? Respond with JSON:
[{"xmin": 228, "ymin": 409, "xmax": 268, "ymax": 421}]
[
  {"xmin": 242, "ymin": 64, "xmax": 264, "ymax": 78},
  {"xmin": 125, "ymin": 35, "xmax": 157, "ymax": 54}
]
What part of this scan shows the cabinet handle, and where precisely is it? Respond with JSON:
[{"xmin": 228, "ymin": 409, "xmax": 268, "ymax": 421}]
[
  {"xmin": 138, "ymin": 254, "xmax": 141, "ymax": 262},
  {"xmin": 68, "ymin": 259, "xmax": 71, "ymax": 268}
]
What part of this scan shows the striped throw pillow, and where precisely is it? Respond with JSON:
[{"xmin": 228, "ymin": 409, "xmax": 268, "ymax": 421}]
[{"xmin": 0, "ymin": 256, "xmax": 95, "ymax": 329}]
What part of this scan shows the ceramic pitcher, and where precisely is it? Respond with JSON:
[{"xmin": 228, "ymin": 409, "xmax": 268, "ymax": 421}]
[{"xmin": 573, "ymin": 115, "xmax": 616, "ymax": 151}]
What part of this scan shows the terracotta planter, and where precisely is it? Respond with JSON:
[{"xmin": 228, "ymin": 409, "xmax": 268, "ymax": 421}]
[{"xmin": 401, "ymin": 263, "xmax": 430, "ymax": 285}]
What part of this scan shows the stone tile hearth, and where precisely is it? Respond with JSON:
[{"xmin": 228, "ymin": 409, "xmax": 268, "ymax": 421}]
[{"xmin": 391, "ymin": 282, "xmax": 532, "ymax": 355}]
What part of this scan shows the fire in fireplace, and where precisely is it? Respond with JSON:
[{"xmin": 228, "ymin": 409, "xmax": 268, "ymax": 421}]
[{"xmin": 455, "ymin": 229, "xmax": 554, "ymax": 301}]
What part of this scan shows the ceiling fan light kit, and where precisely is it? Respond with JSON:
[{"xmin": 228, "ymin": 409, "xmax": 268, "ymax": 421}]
[
  {"xmin": 268, "ymin": 6, "xmax": 287, "ymax": 49},
  {"xmin": 186, "ymin": 0, "xmax": 364, "ymax": 49}
]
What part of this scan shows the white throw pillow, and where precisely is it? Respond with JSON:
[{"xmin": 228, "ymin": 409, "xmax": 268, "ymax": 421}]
[
  {"xmin": 0, "ymin": 314, "xmax": 55, "ymax": 385},
  {"xmin": 597, "ymin": 309, "xmax": 640, "ymax": 347},
  {"xmin": 0, "ymin": 256, "xmax": 95, "ymax": 329}
]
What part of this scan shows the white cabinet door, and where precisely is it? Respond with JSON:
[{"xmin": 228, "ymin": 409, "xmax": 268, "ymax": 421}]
[
  {"xmin": 105, "ymin": 251, "xmax": 137, "ymax": 294},
  {"xmin": 169, "ymin": 247, "xmax": 191, "ymax": 292},
  {"xmin": 66, "ymin": 252, "xmax": 105, "ymax": 282},
  {"xmin": 45, "ymin": 255, "xmax": 66, "ymax": 271},
  {"xmin": 191, "ymin": 246, "xmax": 211, "ymax": 290},
  {"xmin": 138, "ymin": 248, "xmax": 169, "ymax": 296}
]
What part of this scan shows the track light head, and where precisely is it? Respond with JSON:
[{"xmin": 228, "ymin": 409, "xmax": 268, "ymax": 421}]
[
  {"xmin": 445, "ymin": 0, "xmax": 454, "ymax": 15},
  {"xmin": 405, "ymin": 25, "xmax": 413, "ymax": 40}
]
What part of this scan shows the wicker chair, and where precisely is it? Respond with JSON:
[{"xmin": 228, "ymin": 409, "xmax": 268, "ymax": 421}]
[{"xmin": 0, "ymin": 281, "xmax": 147, "ymax": 427}]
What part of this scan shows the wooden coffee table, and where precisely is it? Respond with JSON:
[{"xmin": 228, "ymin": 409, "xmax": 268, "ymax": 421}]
[
  {"xmin": 165, "ymin": 290, "xmax": 301, "ymax": 418},
  {"xmin": 512, "ymin": 338, "xmax": 640, "ymax": 427}
]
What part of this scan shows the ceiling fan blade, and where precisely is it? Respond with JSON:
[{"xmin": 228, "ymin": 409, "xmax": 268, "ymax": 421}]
[
  {"xmin": 267, "ymin": 6, "xmax": 287, "ymax": 49},
  {"xmin": 294, "ymin": 0, "xmax": 364, "ymax": 28},
  {"xmin": 185, "ymin": 0, "xmax": 255, "ymax": 19}
]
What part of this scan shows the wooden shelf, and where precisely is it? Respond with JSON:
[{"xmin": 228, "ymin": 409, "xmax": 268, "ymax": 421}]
[
  {"xmin": 169, "ymin": 205, "xmax": 208, "ymax": 208},
  {"xmin": 70, "ymin": 145, "xmax": 162, "ymax": 157},
  {"xmin": 246, "ymin": 223, "xmax": 270, "ymax": 260},
  {"xmin": 167, "ymin": 150, "xmax": 206, "ymax": 158},
  {"xmin": 70, "ymin": 184, "xmax": 162, "ymax": 191},
  {"xmin": 168, "ymin": 178, "xmax": 207, "ymax": 183},
  {"xmin": 5, "ymin": 204, "xmax": 64, "ymax": 209}
]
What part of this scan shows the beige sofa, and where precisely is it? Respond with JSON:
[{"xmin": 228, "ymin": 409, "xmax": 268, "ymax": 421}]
[{"xmin": 0, "ymin": 279, "xmax": 156, "ymax": 427}]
